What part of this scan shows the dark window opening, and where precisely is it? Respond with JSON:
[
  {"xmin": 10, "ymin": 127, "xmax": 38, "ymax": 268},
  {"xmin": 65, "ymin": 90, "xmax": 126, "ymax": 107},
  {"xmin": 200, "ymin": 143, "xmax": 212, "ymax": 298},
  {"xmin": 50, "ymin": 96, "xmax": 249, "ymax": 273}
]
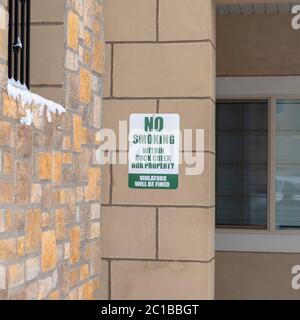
[
  {"xmin": 8, "ymin": 0, "xmax": 31, "ymax": 88},
  {"xmin": 216, "ymin": 100, "xmax": 269, "ymax": 229}
]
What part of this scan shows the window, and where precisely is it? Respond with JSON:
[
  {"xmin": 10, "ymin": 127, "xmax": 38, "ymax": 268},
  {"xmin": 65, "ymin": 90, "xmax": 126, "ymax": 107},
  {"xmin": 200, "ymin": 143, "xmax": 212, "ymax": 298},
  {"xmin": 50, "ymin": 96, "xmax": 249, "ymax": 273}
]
[
  {"xmin": 8, "ymin": 0, "xmax": 31, "ymax": 87},
  {"xmin": 217, "ymin": 97, "xmax": 300, "ymax": 233},
  {"xmin": 276, "ymin": 100, "xmax": 300, "ymax": 229},
  {"xmin": 216, "ymin": 100, "xmax": 269, "ymax": 229}
]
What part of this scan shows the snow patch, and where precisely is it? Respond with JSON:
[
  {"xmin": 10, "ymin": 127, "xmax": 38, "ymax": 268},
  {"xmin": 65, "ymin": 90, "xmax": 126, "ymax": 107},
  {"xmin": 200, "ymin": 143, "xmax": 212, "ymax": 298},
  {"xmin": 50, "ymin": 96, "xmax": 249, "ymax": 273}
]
[
  {"xmin": 7, "ymin": 78, "xmax": 66, "ymax": 126},
  {"xmin": 20, "ymin": 109, "xmax": 33, "ymax": 126}
]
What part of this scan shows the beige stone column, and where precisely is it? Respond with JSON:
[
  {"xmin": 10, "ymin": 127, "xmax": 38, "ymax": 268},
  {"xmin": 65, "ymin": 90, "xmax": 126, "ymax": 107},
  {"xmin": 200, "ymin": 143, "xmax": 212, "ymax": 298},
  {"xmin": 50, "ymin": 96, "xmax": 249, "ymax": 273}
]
[{"xmin": 102, "ymin": 0, "xmax": 215, "ymax": 300}]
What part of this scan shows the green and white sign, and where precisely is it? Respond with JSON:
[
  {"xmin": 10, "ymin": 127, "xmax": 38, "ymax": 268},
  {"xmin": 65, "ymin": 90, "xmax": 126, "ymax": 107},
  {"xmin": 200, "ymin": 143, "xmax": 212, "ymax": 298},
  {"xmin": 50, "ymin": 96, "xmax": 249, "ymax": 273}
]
[{"xmin": 128, "ymin": 114, "xmax": 180, "ymax": 189}]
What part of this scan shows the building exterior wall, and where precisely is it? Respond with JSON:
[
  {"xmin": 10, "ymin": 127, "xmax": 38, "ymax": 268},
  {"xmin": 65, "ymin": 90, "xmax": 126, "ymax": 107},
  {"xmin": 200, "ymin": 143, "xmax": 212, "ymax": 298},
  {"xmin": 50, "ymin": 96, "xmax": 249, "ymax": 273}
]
[
  {"xmin": 216, "ymin": 8, "xmax": 300, "ymax": 300},
  {"xmin": 217, "ymin": 12, "xmax": 300, "ymax": 76},
  {"xmin": 30, "ymin": 0, "xmax": 65, "ymax": 103},
  {"xmin": 0, "ymin": 0, "xmax": 104, "ymax": 300},
  {"xmin": 216, "ymin": 252, "xmax": 300, "ymax": 300},
  {"xmin": 101, "ymin": 0, "xmax": 216, "ymax": 300}
]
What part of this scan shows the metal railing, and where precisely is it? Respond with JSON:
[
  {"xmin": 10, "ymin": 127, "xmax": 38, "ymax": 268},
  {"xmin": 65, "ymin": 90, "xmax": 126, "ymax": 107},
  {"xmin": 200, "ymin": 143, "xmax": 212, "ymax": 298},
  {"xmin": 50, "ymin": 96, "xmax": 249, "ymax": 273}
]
[{"xmin": 8, "ymin": 0, "xmax": 31, "ymax": 88}]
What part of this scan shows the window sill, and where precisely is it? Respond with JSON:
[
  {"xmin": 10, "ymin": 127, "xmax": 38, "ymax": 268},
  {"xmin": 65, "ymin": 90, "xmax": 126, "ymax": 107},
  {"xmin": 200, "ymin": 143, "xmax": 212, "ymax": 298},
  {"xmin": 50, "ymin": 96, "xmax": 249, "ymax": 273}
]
[{"xmin": 216, "ymin": 230, "xmax": 300, "ymax": 253}]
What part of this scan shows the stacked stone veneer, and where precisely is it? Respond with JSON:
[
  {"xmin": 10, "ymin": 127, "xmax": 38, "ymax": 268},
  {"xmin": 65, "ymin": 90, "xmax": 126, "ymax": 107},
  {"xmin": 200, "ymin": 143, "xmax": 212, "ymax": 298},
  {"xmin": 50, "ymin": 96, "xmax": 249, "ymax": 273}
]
[{"xmin": 0, "ymin": 0, "xmax": 104, "ymax": 300}]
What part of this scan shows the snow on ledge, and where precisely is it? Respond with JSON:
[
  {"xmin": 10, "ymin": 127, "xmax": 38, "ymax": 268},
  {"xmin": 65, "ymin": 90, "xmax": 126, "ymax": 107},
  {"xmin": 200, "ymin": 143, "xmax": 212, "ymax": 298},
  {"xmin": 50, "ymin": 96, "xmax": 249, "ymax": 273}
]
[{"xmin": 7, "ymin": 78, "xmax": 66, "ymax": 126}]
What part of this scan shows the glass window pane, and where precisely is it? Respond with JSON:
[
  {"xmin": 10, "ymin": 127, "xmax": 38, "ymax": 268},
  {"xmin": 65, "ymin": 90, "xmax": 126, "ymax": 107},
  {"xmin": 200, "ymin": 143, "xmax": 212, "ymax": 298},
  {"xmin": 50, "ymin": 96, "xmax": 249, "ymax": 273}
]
[
  {"xmin": 276, "ymin": 99, "xmax": 300, "ymax": 229},
  {"xmin": 216, "ymin": 101, "xmax": 268, "ymax": 228}
]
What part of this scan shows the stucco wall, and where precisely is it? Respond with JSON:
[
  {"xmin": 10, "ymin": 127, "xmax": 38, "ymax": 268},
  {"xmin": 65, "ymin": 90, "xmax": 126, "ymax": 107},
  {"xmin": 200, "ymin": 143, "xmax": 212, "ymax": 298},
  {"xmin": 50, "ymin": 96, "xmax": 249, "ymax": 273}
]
[
  {"xmin": 215, "ymin": 7, "xmax": 300, "ymax": 300},
  {"xmin": 30, "ymin": 0, "xmax": 65, "ymax": 103},
  {"xmin": 217, "ymin": 13, "xmax": 300, "ymax": 76},
  {"xmin": 101, "ymin": 0, "xmax": 215, "ymax": 300},
  {"xmin": 0, "ymin": 0, "xmax": 103, "ymax": 300},
  {"xmin": 216, "ymin": 251, "xmax": 300, "ymax": 300}
]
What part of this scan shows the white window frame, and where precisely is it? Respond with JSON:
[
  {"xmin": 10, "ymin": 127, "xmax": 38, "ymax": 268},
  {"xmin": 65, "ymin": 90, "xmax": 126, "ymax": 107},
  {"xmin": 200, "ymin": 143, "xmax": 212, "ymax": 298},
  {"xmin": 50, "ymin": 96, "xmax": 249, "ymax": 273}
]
[{"xmin": 216, "ymin": 76, "xmax": 300, "ymax": 253}]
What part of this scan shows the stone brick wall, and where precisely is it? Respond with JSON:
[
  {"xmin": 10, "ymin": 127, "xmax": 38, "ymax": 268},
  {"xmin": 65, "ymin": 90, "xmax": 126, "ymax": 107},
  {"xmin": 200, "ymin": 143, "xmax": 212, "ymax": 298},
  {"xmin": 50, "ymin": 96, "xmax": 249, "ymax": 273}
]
[
  {"xmin": 0, "ymin": 0, "xmax": 103, "ymax": 300},
  {"xmin": 102, "ymin": 0, "xmax": 215, "ymax": 300}
]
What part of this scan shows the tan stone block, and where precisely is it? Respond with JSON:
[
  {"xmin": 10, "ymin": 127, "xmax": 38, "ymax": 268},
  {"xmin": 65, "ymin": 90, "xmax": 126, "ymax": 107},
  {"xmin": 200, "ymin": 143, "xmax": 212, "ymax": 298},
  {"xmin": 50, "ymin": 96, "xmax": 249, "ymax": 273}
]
[
  {"xmin": 89, "ymin": 222, "xmax": 100, "ymax": 240},
  {"xmin": 100, "ymin": 260, "xmax": 109, "ymax": 300},
  {"xmin": 111, "ymin": 260, "xmax": 214, "ymax": 299},
  {"xmin": 0, "ymin": 265, "xmax": 5, "ymax": 290},
  {"xmin": 0, "ymin": 28, "xmax": 8, "ymax": 61},
  {"xmin": 39, "ymin": 153, "xmax": 52, "ymax": 180},
  {"xmin": 31, "ymin": 183, "xmax": 42, "ymax": 204},
  {"xmin": 3, "ymin": 151, "xmax": 13, "ymax": 176},
  {"xmin": 55, "ymin": 209, "xmax": 65, "ymax": 241},
  {"xmin": 76, "ymin": 186, "xmax": 84, "ymax": 203},
  {"xmin": 38, "ymin": 276, "xmax": 53, "ymax": 299},
  {"xmin": 0, "ymin": 238, "xmax": 16, "ymax": 261},
  {"xmin": 65, "ymin": 49, "xmax": 78, "ymax": 71},
  {"xmin": 25, "ymin": 256, "xmax": 40, "ymax": 281},
  {"xmin": 0, "ymin": 210, "xmax": 4, "ymax": 233},
  {"xmin": 16, "ymin": 237, "xmax": 25, "ymax": 258},
  {"xmin": 69, "ymin": 267, "xmax": 79, "ymax": 287},
  {"xmin": 84, "ymin": 168, "xmax": 101, "ymax": 201},
  {"xmin": 73, "ymin": 115, "xmax": 83, "ymax": 152},
  {"xmin": 41, "ymin": 230, "xmax": 57, "ymax": 272},
  {"xmin": 79, "ymin": 68, "xmax": 91, "ymax": 104},
  {"xmin": 63, "ymin": 136, "xmax": 72, "ymax": 150},
  {"xmin": 26, "ymin": 281, "xmax": 38, "ymax": 300},
  {"xmin": 52, "ymin": 152, "xmax": 62, "ymax": 185},
  {"xmin": 159, "ymin": 208, "xmax": 214, "ymax": 261},
  {"xmin": 159, "ymin": 0, "xmax": 215, "ymax": 43},
  {"xmin": 49, "ymin": 290, "xmax": 60, "ymax": 300},
  {"xmin": 93, "ymin": 95, "xmax": 102, "ymax": 129},
  {"xmin": 93, "ymin": 19, "xmax": 101, "ymax": 36},
  {"xmin": 63, "ymin": 153, "xmax": 73, "ymax": 164},
  {"xmin": 41, "ymin": 212, "xmax": 52, "ymax": 228},
  {"xmin": 112, "ymin": 153, "xmax": 215, "ymax": 206},
  {"xmin": 5, "ymin": 209, "xmax": 12, "ymax": 232},
  {"xmin": 103, "ymin": 44, "xmax": 111, "ymax": 98},
  {"xmin": 90, "ymin": 203, "xmax": 100, "ymax": 220},
  {"xmin": 68, "ymin": 288, "xmax": 78, "ymax": 300},
  {"xmin": 113, "ymin": 43, "xmax": 215, "ymax": 98},
  {"xmin": 0, "ymin": 121, "xmax": 13, "ymax": 146},
  {"xmin": 100, "ymin": 163, "xmax": 110, "ymax": 205},
  {"xmin": 93, "ymin": 39, "xmax": 104, "ymax": 74},
  {"xmin": 159, "ymin": 99, "xmax": 215, "ymax": 152},
  {"xmin": 104, "ymin": 0, "xmax": 156, "ymax": 41},
  {"xmin": 31, "ymin": 0, "xmax": 65, "ymax": 23},
  {"xmin": 0, "ymin": 181, "xmax": 14, "ymax": 204},
  {"xmin": 102, "ymin": 99, "xmax": 157, "ymax": 151},
  {"xmin": 31, "ymin": 25, "xmax": 64, "ymax": 85},
  {"xmin": 94, "ymin": 1, "xmax": 103, "ymax": 15},
  {"xmin": 30, "ymin": 87, "xmax": 64, "ymax": 105},
  {"xmin": 84, "ymin": 29, "xmax": 92, "ymax": 48},
  {"xmin": 102, "ymin": 206, "xmax": 156, "ymax": 259},
  {"xmin": 8, "ymin": 262, "xmax": 24, "ymax": 289},
  {"xmin": 83, "ymin": 0, "xmax": 94, "ymax": 29},
  {"xmin": 70, "ymin": 226, "xmax": 80, "ymax": 264},
  {"xmin": 74, "ymin": 0, "xmax": 84, "ymax": 15},
  {"xmin": 79, "ymin": 281, "xmax": 95, "ymax": 300},
  {"xmin": 83, "ymin": 49, "xmax": 91, "ymax": 65},
  {"xmin": 80, "ymin": 264, "xmax": 89, "ymax": 281},
  {"xmin": 16, "ymin": 125, "xmax": 32, "ymax": 159},
  {"xmin": 16, "ymin": 161, "xmax": 31, "ymax": 204},
  {"xmin": 3, "ymin": 93, "xmax": 18, "ymax": 119},
  {"xmin": 67, "ymin": 11, "xmax": 79, "ymax": 50}
]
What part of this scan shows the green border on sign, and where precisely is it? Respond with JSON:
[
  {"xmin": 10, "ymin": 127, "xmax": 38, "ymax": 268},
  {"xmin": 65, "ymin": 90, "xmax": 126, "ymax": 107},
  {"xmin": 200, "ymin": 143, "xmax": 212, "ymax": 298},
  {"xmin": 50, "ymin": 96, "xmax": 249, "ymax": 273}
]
[{"xmin": 128, "ymin": 174, "xmax": 178, "ymax": 190}]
